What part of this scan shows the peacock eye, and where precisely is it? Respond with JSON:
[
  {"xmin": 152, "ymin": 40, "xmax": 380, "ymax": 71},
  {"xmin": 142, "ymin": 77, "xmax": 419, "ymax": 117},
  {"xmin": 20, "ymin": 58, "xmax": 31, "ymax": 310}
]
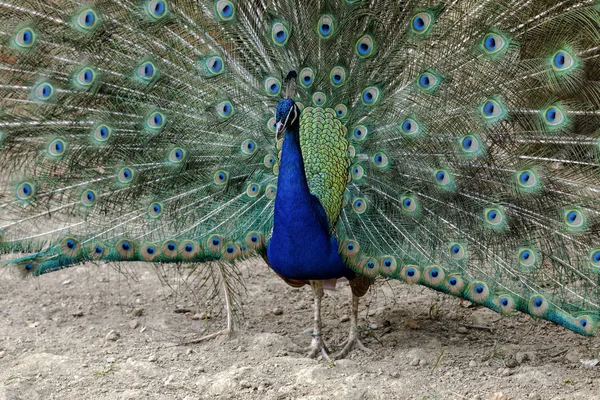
[
  {"xmin": 482, "ymin": 33, "xmax": 507, "ymax": 55},
  {"xmin": 16, "ymin": 182, "xmax": 35, "ymax": 200},
  {"xmin": 118, "ymin": 167, "xmax": 135, "ymax": 184},
  {"xmin": 351, "ymin": 165, "xmax": 364, "ymax": 180},
  {"xmin": 146, "ymin": 111, "xmax": 166, "ymax": 130},
  {"xmin": 460, "ymin": 135, "xmax": 478, "ymax": 152},
  {"xmin": 299, "ymin": 67, "xmax": 315, "ymax": 88},
  {"xmin": 15, "ymin": 27, "xmax": 36, "ymax": 48},
  {"xmin": 417, "ymin": 72, "xmax": 440, "ymax": 92},
  {"xmin": 481, "ymin": 99, "xmax": 505, "ymax": 121},
  {"xmin": 355, "ymin": 34, "xmax": 375, "ymax": 58},
  {"xmin": 411, "ymin": 12, "xmax": 433, "ymax": 34},
  {"xmin": 318, "ymin": 15, "xmax": 335, "ymax": 39},
  {"xmin": 76, "ymin": 67, "xmax": 96, "ymax": 86},
  {"xmin": 312, "ymin": 92, "xmax": 327, "ymax": 106},
  {"xmin": 48, "ymin": 139, "xmax": 67, "ymax": 157},
  {"xmin": 352, "ymin": 125, "xmax": 368, "ymax": 141},
  {"xmin": 215, "ymin": 0, "xmax": 235, "ymax": 21},
  {"xmin": 330, "ymin": 66, "xmax": 347, "ymax": 87},
  {"xmin": 137, "ymin": 61, "xmax": 157, "ymax": 81},
  {"xmin": 265, "ymin": 184, "xmax": 277, "ymax": 199},
  {"xmin": 449, "ymin": 243, "xmax": 465, "ymax": 259},
  {"xmin": 214, "ymin": 170, "xmax": 229, "ymax": 185},
  {"xmin": 563, "ymin": 208, "xmax": 584, "ymax": 229},
  {"xmin": 334, "ymin": 104, "xmax": 348, "ymax": 118},
  {"xmin": 361, "ymin": 86, "xmax": 381, "ymax": 106},
  {"xmin": 271, "ymin": 22, "xmax": 290, "ymax": 46},
  {"xmin": 543, "ymin": 105, "xmax": 565, "ymax": 127},
  {"xmin": 401, "ymin": 195, "xmax": 417, "ymax": 212},
  {"xmin": 78, "ymin": 9, "xmax": 98, "ymax": 29},
  {"xmin": 352, "ymin": 198, "xmax": 367, "ymax": 214},
  {"xmin": 205, "ymin": 56, "xmax": 224, "ymax": 75},
  {"xmin": 94, "ymin": 124, "xmax": 112, "ymax": 142},
  {"xmin": 147, "ymin": 0, "xmax": 168, "ymax": 19},
  {"xmin": 372, "ymin": 152, "xmax": 389, "ymax": 168},
  {"xmin": 484, "ymin": 207, "xmax": 504, "ymax": 227},
  {"xmin": 518, "ymin": 248, "xmax": 536, "ymax": 267},
  {"xmin": 34, "ymin": 82, "xmax": 55, "ymax": 101},
  {"xmin": 169, "ymin": 147, "xmax": 186, "ymax": 163},
  {"xmin": 216, "ymin": 100, "xmax": 235, "ymax": 119},
  {"xmin": 400, "ymin": 118, "xmax": 420, "ymax": 136},
  {"xmin": 264, "ymin": 77, "xmax": 281, "ymax": 96},
  {"xmin": 552, "ymin": 49, "xmax": 575, "ymax": 72},
  {"xmin": 435, "ymin": 169, "xmax": 450, "ymax": 186},
  {"xmin": 516, "ymin": 170, "xmax": 537, "ymax": 188}
]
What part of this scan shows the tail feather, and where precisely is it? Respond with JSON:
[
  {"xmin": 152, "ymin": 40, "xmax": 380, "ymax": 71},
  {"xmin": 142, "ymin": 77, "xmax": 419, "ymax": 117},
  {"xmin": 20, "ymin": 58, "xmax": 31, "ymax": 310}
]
[{"xmin": 0, "ymin": 0, "xmax": 599, "ymax": 336}]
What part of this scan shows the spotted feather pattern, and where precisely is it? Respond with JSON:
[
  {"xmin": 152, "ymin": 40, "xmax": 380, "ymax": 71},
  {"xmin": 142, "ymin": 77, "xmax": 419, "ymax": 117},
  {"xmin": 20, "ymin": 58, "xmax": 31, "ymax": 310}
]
[{"xmin": 0, "ymin": 0, "xmax": 599, "ymax": 336}]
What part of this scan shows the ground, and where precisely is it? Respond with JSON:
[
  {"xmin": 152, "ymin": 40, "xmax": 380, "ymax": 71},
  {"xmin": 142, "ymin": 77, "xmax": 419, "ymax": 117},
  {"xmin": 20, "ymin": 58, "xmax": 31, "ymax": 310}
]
[{"xmin": 1, "ymin": 259, "xmax": 599, "ymax": 400}]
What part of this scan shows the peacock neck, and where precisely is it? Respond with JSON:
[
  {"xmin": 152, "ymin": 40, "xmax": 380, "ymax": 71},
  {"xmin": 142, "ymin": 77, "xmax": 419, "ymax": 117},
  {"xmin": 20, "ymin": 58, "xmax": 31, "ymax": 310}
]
[{"xmin": 276, "ymin": 123, "xmax": 311, "ymax": 200}]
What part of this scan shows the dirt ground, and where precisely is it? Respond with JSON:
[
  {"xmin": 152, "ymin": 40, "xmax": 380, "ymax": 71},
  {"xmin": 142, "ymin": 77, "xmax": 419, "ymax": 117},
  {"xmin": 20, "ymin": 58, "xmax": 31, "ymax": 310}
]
[{"xmin": 1, "ymin": 258, "xmax": 599, "ymax": 400}]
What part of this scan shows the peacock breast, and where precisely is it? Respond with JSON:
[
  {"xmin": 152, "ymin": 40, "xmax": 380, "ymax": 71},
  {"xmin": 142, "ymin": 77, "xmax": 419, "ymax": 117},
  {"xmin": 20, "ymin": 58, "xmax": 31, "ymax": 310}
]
[{"xmin": 299, "ymin": 107, "xmax": 350, "ymax": 230}]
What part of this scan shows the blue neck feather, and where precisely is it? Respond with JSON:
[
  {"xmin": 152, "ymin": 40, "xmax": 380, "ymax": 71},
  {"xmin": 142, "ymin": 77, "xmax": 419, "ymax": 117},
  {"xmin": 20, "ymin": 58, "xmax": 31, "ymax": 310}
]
[{"xmin": 267, "ymin": 122, "xmax": 354, "ymax": 281}]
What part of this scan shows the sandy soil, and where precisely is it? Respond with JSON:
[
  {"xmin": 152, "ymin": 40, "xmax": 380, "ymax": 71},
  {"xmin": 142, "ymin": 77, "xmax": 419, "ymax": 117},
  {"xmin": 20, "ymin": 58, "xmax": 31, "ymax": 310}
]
[{"xmin": 1, "ymin": 259, "xmax": 599, "ymax": 400}]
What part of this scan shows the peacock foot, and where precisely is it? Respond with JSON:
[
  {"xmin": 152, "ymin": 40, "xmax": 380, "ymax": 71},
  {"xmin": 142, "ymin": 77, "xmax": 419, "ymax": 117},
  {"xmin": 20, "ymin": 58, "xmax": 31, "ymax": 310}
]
[
  {"xmin": 334, "ymin": 333, "xmax": 372, "ymax": 360},
  {"xmin": 306, "ymin": 333, "xmax": 332, "ymax": 360}
]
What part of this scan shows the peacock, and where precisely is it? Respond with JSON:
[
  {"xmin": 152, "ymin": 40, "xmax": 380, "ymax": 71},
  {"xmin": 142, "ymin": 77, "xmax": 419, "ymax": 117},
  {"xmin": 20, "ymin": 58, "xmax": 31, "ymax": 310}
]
[{"xmin": 1, "ymin": 0, "xmax": 599, "ymax": 361}]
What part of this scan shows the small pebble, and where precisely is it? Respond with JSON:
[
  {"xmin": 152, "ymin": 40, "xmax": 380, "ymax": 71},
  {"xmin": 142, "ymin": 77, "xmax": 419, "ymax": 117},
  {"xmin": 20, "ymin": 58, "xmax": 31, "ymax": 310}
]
[
  {"xmin": 457, "ymin": 327, "xmax": 468, "ymax": 334},
  {"xmin": 469, "ymin": 360, "xmax": 477, "ymax": 368},
  {"xmin": 418, "ymin": 359, "xmax": 427, "ymax": 367},
  {"xmin": 105, "ymin": 330, "xmax": 120, "ymax": 341},
  {"xmin": 516, "ymin": 351, "xmax": 529, "ymax": 365},
  {"xmin": 409, "ymin": 358, "xmax": 420, "ymax": 366},
  {"xmin": 129, "ymin": 320, "xmax": 139, "ymax": 329},
  {"xmin": 240, "ymin": 380, "xmax": 253, "ymax": 389},
  {"xmin": 148, "ymin": 354, "xmax": 158, "ymax": 362},
  {"xmin": 272, "ymin": 307, "xmax": 284, "ymax": 316},
  {"xmin": 132, "ymin": 308, "xmax": 144, "ymax": 317},
  {"xmin": 340, "ymin": 315, "xmax": 350, "ymax": 323},
  {"xmin": 72, "ymin": 311, "xmax": 84, "ymax": 318},
  {"xmin": 62, "ymin": 279, "xmax": 72, "ymax": 286},
  {"xmin": 106, "ymin": 357, "xmax": 116, "ymax": 364},
  {"xmin": 505, "ymin": 357, "xmax": 518, "ymax": 368},
  {"xmin": 502, "ymin": 368, "xmax": 513, "ymax": 377},
  {"xmin": 369, "ymin": 323, "xmax": 378, "ymax": 330}
]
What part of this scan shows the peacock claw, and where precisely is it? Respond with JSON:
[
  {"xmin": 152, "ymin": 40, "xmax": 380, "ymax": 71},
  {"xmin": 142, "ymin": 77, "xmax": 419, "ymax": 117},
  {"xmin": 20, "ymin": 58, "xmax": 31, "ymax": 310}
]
[
  {"xmin": 334, "ymin": 334, "xmax": 372, "ymax": 360},
  {"xmin": 306, "ymin": 335, "xmax": 331, "ymax": 360}
]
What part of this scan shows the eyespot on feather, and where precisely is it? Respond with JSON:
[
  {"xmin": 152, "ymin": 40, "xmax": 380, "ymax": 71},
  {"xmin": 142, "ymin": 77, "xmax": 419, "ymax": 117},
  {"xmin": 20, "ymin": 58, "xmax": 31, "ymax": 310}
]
[
  {"xmin": 400, "ymin": 265, "xmax": 421, "ymax": 284},
  {"xmin": 215, "ymin": 0, "xmax": 235, "ymax": 21},
  {"xmin": 116, "ymin": 239, "xmax": 136, "ymax": 259},
  {"xmin": 468, "ymin": 281, "xmax": 490, "ymax": 303},
  {"xmin": 340, "ymin": 240, "xmax": 360, "ymax": 257},
  {"xmin": 424, "ymin": 265, "xmax": 445, "ymax": 286},
  {"xmin": 355, "ymin": 34, "xmax": 375, "ymax": 58},
  {"xmin": 62, "ymin": 237, "xmax": 81, "ymax": 257},
  {"xmin": 245, "ymin": 232, "xmax": 264, "ymax": 249},
  {"xmin": 207, "ymin": 235, "xmax": 224, "ymax": 253},
  {"xmin": 444, "ymin": 274, "xmax": 465, "ymax": 294},
  {"xmin": 299, "ymin": 68, "xmax": 315, "ymax": 88},
  {"xmin": 141, "ymin": 243, "xmax": 160, "ymax": 261},
  {"xmin": 271, "ymin": 22, "xmax": 290, "ymax": 46},
  {"xmin": 179, "ymin": 240, "xmax": 200, "ymax": 260}
]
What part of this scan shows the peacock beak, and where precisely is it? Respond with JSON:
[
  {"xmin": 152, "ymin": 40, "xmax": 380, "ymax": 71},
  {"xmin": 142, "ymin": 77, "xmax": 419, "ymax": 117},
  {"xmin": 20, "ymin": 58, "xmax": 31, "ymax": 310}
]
[{"xmin": 275, "ymin": 121, "xmax": 285, "ymax": 141}]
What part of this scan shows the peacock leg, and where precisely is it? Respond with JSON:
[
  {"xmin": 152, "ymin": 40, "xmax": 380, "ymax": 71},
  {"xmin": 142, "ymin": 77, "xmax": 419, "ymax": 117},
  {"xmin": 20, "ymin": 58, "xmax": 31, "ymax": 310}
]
[
  {"xmin": 334, "ymin": 292, "xmax": 372, "ymax": 360},
  {"xmin": 306, "ymin": 280, "xmax": 331, "ymax": 360}
]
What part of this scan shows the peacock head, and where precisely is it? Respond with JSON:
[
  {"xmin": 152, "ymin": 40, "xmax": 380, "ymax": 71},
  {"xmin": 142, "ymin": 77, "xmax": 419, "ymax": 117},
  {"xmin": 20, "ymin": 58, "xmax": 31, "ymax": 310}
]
[{"xmin": 275, "ymin": 71, "xmax": 300, "ymax": 140}]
